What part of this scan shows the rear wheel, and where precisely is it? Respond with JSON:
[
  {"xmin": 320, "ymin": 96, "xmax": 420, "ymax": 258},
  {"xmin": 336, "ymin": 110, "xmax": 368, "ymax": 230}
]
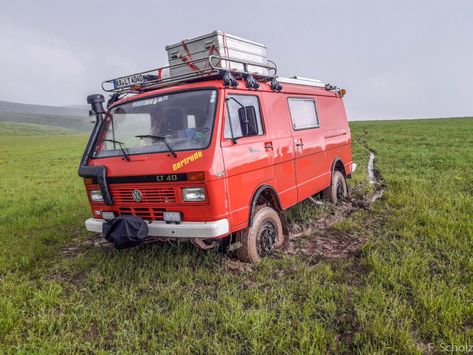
[
  {"xmin": 236, "ymin": 207, "xmax": 287, "ymax": 264},
  {"xmin": 323, "ymin": 170, "xmax": 347, "ymax": 204}
]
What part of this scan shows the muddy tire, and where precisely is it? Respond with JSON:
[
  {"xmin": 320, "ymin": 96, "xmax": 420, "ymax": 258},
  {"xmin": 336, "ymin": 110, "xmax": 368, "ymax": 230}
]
[
  {"xmin": 323, "ymin": 170, "xmax": 347, "ymax": 204},
  {"xmin": 236, "ymin": 207, "xmax": 287, "ymax": 264}
]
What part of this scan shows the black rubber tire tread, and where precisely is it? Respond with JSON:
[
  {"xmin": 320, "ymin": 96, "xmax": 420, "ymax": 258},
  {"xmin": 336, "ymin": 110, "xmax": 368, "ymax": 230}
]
[
  {"xmin": 236, "ymin": 207, "xmax": 285, "ymax": 264},
  {"xmin": 323, "ymin": 170, "xmax": 347, "ymax": 204}
]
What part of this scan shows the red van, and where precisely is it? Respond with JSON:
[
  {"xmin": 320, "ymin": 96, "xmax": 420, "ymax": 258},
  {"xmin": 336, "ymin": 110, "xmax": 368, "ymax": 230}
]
[{"xmin": 79, "ymin": 35, "xmax": 354, "ymax": 263}]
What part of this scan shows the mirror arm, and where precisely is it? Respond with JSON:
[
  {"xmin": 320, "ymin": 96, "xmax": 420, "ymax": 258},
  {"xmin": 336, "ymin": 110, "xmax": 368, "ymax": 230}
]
[{"xmin": 225, "ymin": 99, "xmax": 238, "ymax": 144}]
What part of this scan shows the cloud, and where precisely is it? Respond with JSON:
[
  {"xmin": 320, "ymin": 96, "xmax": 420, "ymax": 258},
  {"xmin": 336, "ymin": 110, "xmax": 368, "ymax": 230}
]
[
  {"xmin": 0, "ymin": 0, "xmax": 472, "ymax": 120},
  {"xmin": 0, "ymin": 18, "xmax": 83, "ymax": 104},
  {"xmin": 0, "ymin": 16, "xmax": 138, "ymax": 106}
]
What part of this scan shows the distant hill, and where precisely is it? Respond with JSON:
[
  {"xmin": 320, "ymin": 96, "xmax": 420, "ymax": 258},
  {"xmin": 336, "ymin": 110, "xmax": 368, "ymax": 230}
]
[
  {"xmin": 60, "ymin": 104, "xmax": 90, "ymax": 113},
  {"xmin": 0, "ymin": 100, "xmax": 91, "ymax": 132},
  {"xmin": 0, "ymin": 100, "xmax": 88, "ymax": 117},
  {"xmin": 0, "ymin": 121, "xmax": 80, "ymax": 136}
]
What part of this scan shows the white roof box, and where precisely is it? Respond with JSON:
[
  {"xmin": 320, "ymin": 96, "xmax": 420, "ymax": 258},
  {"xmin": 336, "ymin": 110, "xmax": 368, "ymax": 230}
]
[{"xmin": 165, "ymin": 30, "xmax": 269, "ymax": 77}]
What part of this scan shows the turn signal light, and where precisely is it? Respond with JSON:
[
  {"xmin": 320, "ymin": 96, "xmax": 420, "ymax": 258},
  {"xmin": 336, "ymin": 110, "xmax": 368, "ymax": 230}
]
[
  {"xmin": 188, "ymin": 171, "xmax": 205, "ymax": 181},
  {"xmin": 339, "ymin": 89, "xmax": 347, "ymax": 97},
  {"xmin": 84, "ymin": 178, "xmax": 93, "ymax": 185}
]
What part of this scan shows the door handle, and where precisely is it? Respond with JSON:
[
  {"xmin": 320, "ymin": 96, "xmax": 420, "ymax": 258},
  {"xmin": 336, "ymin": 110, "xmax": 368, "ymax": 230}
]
[
  {"xmin": 296, "ymin": 139, "xmax": 304, "ymax": 148},
  {"xmin": 264, "ymin": 141, "xmax": 273, "ymax": 150}
]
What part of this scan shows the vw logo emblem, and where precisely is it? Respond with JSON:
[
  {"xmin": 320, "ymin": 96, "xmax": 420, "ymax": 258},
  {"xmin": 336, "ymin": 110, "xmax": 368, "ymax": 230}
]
[{"xmin": 132, "ymin": 189, "xmax": 143, "ymax": 203}]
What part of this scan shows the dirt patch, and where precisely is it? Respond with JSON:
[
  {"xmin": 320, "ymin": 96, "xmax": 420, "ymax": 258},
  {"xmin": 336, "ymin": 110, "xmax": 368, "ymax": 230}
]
[
  {"xmin": 286, "ymin": 210, "xmax": 371, "ymax": 261},
  {"xmin": 285, "ymin": 147, "xmax": 385, "ymax": 261},
  {"xmin": 224, "ymin": 259, "xmax": 255, "ymax": 274},
  {"xmin": 285, "ymin": 200, "xmax": 361, "ymax": 260},
  {"xmin": 88, "ymin": 322, "xmax": 100, "ymax": 341},
  {"xmin": 368, "ymin": 152, "xmax": 377, "ymax": 184},
  {"xmin": 366, "ymin": 146, "xmax": 385, "ymax": 202},
  {"xmin": 81, "ymin": 233, "xmax": 109, "ymax": 247},
  {"xmin": 61, "ymin": 233, "xmax": 109, "ymax": 259}
]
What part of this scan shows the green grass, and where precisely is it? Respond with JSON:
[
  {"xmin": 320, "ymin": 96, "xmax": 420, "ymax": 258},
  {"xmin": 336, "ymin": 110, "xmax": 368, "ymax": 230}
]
[{"xmin": 0, "ymin": 118, "xmax": 471, "ymax": 353}]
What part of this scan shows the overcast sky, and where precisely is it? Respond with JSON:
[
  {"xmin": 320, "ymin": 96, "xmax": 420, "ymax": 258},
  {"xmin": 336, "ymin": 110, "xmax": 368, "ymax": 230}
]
[{"xmin": 0, "ymin": 0, "xmax": 471, "ymax": 120}]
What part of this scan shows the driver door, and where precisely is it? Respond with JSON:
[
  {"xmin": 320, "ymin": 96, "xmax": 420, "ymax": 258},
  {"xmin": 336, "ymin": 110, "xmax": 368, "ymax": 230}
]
[{"xmin": 221, "ymin": 92, "xmax": 275, "ymax": 229}]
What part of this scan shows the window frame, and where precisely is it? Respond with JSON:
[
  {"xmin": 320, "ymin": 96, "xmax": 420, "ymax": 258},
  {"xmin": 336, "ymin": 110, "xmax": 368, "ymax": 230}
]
[
  {"xmin": 287, "ymin": 97, "xmax": 320, "ymax": 131},
  {"xmin": 223, "ymin": 93, "xmax": 266, "ymax": 141}
]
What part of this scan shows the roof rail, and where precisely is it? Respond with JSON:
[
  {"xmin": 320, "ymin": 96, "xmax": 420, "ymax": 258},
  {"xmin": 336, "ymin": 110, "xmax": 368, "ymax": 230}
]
[
  {"xmin": 277, "ymin": 76, "xmax": 326, "ymax": 88},
  {"xmin": 101, "ymin": 55, "xmax": 279, "ymax": 93}
]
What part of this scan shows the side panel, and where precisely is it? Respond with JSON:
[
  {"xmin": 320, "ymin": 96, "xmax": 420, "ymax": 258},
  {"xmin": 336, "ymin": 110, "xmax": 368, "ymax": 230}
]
[
  {"xmin": 288, "ymin": 96, "xmax": 328, "ymax": 200},
  {"xmin": 317, "ymin": 96, "xmax": 352, "ymax": 177},
  {"xmin": 259, "ymin": 92, "xmax": 297, "ymax": 209}
]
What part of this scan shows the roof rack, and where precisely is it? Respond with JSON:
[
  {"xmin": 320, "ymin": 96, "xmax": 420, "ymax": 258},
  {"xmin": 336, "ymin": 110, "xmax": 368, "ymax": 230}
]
[{"xmin": 101, "ymin": 55, "xmax": 280, "ymax": 93}]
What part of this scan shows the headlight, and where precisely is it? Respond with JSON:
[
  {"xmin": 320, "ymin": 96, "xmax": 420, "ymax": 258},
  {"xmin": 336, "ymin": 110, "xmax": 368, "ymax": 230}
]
[
  {"xmin": 90, "ymin": 190, "xmax": 104, "ymax": 202},
  {"xmin": 182, "ymin": 187, "xmax": 205, "ymax": 202}
]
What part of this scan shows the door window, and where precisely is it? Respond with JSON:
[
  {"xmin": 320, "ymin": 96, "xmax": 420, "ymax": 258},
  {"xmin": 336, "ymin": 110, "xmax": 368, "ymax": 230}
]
[
  {"xmin": 288, "ymin": 98, "xmax": 319, "ymax": 130},
  {"xmin": 224, "ymin": 95, "xmax": 264, "ymax": 139}
]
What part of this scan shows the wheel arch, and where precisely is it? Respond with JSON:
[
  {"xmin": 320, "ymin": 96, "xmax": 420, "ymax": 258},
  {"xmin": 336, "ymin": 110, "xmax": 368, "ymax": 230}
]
[
  {"xmin": 248, "ymin": 184, "xmax": 288, "ymax": 236},
  {"xmin": 331, "ymin": 157, "xmax": 346, "ymax": 182}
]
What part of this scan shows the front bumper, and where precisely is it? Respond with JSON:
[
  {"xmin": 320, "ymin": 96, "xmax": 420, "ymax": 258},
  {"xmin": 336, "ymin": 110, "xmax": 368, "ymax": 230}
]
[{"xmin": 85, "ymin": 218, "xmax": 229, "ymax": 239}]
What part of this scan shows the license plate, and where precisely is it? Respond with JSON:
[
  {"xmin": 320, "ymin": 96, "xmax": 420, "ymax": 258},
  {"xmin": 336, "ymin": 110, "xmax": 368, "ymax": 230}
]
[
  {"xmin": 113, "ymin": 74, "xmax": 147, "ymax": 89},
  {"xmin": 163, "ymin": 212, "xmax": 181, "ymax": 223}
]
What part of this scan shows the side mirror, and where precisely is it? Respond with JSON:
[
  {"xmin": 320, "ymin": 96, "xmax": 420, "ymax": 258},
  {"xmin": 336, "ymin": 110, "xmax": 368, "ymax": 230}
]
[{"xmin": 238, "ymin": 106, "xmax": 258, "ymax": 137}]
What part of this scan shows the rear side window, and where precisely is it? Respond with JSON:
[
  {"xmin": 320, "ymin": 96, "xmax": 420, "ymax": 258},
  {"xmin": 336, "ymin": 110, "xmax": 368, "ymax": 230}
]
[
  {"xmin": 288, "ymin": 98, "xmax": 319, "ymax": 130},
  {"xmin": 224, "ymin": 95, "xmax": 264, "ymax": 139}
]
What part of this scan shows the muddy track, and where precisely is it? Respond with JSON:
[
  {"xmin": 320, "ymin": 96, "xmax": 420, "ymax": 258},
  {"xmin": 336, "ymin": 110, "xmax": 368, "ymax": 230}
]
[{"xmin": 285, "ymin": 146, "xmax": 385, "ymax": 260}]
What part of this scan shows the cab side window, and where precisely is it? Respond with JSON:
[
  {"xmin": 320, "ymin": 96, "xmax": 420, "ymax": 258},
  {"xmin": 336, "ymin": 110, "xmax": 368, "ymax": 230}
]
[
  {"xmin": 224, "ymin": 95, "xmax": 264, "ymax": 139},
  {"xmin": 288, "ymin": 98, "xmax": 319, "ymax": 130}
]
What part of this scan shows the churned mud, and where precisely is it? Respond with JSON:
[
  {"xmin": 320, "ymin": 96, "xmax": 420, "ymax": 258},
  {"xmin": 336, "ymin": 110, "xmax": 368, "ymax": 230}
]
[
  {"xmin": 61, "ymin": 232, "xmax": 109, "ymax": 258},
  {"xmin": 368, "ymin": 152, "xmax": 376, "ymax": 184},
  {"xmin": 366, "ymin": 150, "xmax": 385, "ymax": 203},
  {"xmin": 285, "ymin": 148, "xmax": 385, "ymax": 260}
]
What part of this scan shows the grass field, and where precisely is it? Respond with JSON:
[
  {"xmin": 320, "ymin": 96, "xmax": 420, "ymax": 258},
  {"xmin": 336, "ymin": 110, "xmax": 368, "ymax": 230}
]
[
  {"xmin": 0, "ymin": 118, "xmax": 472, "ymax": 353},
  {"xmin": 0, "ymin": 122, "xmax": 79, "ymax": 136}
]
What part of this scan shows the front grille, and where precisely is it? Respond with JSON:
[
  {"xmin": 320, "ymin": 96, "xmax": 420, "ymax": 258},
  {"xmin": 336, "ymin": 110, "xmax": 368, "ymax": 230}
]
[
  {"xmin": 118, "ymin": 207, "xmax": 166, "ymax": 220},
  {"xmin": 111, "ymin": 185, "xmax": 177, "ymax": 203}
]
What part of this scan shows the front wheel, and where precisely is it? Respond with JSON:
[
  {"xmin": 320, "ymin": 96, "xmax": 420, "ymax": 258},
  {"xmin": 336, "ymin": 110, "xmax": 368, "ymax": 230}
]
[
  {"xmin": 323, "ymin": 170, "xmax": 347, "ymax": 204},
  {"xmin": 236, "ymin": 207, "xmax": 287, "ymax": 264}
]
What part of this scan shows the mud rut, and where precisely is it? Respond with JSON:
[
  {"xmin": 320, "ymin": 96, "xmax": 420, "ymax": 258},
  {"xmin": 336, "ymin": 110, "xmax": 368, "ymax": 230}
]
[{"xmin": 283, "ymin": 147, "xmax": 385, "ymax": 260}]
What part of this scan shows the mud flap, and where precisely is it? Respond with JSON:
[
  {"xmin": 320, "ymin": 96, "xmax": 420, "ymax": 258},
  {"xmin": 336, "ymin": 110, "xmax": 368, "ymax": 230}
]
[{"xmin": 103, "ymin": 216, "xmax": 149, "ymax": 249}]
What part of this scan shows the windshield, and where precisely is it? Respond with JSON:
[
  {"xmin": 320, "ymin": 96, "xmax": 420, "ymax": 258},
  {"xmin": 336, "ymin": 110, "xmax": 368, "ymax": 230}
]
[{"xmin": 94, "ymin": 89, "xmax": 217, "ymax": 158}]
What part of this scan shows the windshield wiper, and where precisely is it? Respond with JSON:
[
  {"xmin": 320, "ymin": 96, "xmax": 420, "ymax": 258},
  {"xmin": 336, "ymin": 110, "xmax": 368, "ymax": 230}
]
[
  {"xmin": 135, "ymin": 135, "xmax": 177, "ymax": 158},
  {"xmin": 102, "ymin": 139, "xmax": 130, "ymax": 161}
]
